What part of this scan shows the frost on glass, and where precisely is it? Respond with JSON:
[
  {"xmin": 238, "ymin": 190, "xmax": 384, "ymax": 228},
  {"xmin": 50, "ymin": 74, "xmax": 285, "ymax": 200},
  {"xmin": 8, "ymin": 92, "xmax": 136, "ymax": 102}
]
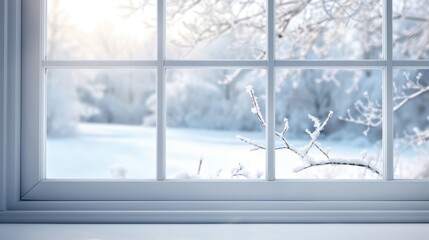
[
  {"xmin": 166, "ymin": 69, "xmax": 266, "ymax": 179},
  {"xmin": 393, "ymin": 0, "xmax": 429, "ymax": 59},
  {"xmin": 46, "ymin": 0, "xmax": 157, "ymax": 60},
  {"xmin": 275, "ymin": 0, "xmax": 382, "ymax": 59},
  {"xmin": 274, "ymin": 69, "xmax": 382, "ymax": 179},
  {"xmin": 46, "ymin": 69, "xmax": 156, "ymax": 179},
  {"xmin": 394, "ymin": 70, "xmax": 429, "ymax": 179},
  {"xmin": 166, "ymin": 0, "xmax": 266, "ymax": 59}
]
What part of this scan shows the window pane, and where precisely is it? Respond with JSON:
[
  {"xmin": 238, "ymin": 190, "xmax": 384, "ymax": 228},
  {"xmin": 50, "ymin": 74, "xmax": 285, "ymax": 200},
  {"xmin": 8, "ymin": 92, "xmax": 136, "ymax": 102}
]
[
  {"xmin": 393, "ymin": 0, "xmax": 429, "ymax": 59},
  {"xmin": 46, "ymin": 69, "xmax": 156, "ymax": 179},
  {"xmin": 394, "ymin": 69, "xmax": 429, "ymax": 179},
  {"xmin": 275, "ymin": 69, "xmax": 382, "ymax": 179},
  {"xmin": 166, "ymin": 0, "xmax": 266, "ymax": 59},
  {"xmin": 166, "ymin": 69, "xmax": 266, "ymax": 179},
  {"xmin": 275, "ymin": 0, "xmax": 382, "ymax": 59},
  {"xmin": 47, "ymin": 0, "xmax": 157, "ymax": 60}
]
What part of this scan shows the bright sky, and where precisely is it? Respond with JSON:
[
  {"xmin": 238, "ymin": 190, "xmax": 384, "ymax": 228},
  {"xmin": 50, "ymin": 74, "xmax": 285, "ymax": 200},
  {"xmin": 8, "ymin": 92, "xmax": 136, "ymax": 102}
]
[
  {"xmin": 47, "ymin": 0, "xmax": 158, "ymax": 59},
  {"xmin": 48, "ymin": 0, "xmax": 156, "ymax": 35}
]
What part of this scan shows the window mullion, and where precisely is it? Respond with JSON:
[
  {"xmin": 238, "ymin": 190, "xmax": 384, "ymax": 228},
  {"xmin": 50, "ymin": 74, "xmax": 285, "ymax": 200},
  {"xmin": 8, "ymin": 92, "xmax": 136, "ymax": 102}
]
[
  {"xmin": 382, "ymin": 0, "xmax": 393, "ymax": 180},
  {"xmin": 392, "ymin": 60, "xmax": 429, "ymax": 68},
  {"xmin": 266, "ymin": 0, "xmax": 275, "ymax": 181},
  {"xmin": 41, "ymin": 60, "xmax": 158, "ymax": 68},
  {"xmin": 156, "ymin": 0, "xmax": 166, "ymax": 181},
  {"xmin": 164, "ymin": 60, "xmax": 267, "ymax": 68},
  {"xmin": 275, "ymin": 60, "xmax": 385, "ymax": 68}
]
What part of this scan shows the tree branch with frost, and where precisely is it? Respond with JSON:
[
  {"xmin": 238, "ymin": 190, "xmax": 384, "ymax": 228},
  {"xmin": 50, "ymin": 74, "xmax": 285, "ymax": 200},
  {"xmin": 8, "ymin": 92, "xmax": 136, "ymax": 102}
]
[
  {"xmin": 410, "ymin": 128, "xmax": 429, "ymax": 145},
  {"xmin": 236, "ymin": 135, "xmax": 265, "ymax": 151},
  {"xmin": 218, "ymin": 52, "xmax": 266, "ymax": 85},
  {"xmin": 341, "ymin": 72, "xmax": 429, "ymax": 136},
  {"xmin": 294, "ymin": 154, "xmax": 380, "ymax": 175},
  {"xmin": 322, "ymin": 0, "xmax": 364, "ymax": 23},
  {"xmin": 246, "ymin": 86, "xmax": 266, "ymax": 127},
  {"xmin": 404, "ymin": 117, "xmax": 429, "ymax": 147},
  {"xmin": 238, "ymin": 85, "xmax": 380, "ymax": 176},
  {"xmin": 339, "ymin": 90, "xmax": 382, "ymax": 136},
  {"xmin": 167, "ymin": 0, "xmax": 375, "ymax": 59},
  {"xmin": 339, "ymin": 72, "xmax": 429, "ymax": 135},
  {"xmin": 243, "ymin": 86, "xmax": 331, "ymax": 159},
  {"xmin": 236, "ymin": 135, "xmax": 289, "ymax": 151},
  {"xmin": 394, "ymin": 72, "xmax": 429, "ymax": 111},
  {"xmin": 301, "ymin": 112, "xmax": 333, "ymax": 158},
  {"xmin": 295, "ymin": 149, "xmax": 380, "ymax": 176}
]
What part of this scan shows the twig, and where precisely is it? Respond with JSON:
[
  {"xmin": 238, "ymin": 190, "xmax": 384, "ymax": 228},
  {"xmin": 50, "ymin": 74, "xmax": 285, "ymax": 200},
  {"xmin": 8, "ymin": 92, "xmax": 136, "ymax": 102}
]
[
  {"xmin": 236, "ymin": 135, "xmax": 265, "ymax": 150},
  {"xmin": 246, "ymin": 86, "xmax": 266, "ymax": 127},
  {"xmin": 197, "ymin": 158, "xmax": 203, "ymax": 175}
]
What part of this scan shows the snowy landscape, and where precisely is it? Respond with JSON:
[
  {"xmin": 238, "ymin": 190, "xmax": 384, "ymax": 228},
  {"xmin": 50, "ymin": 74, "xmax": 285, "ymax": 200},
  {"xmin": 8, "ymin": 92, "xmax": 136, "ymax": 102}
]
[
  {"xmin": 47, "ymin": 123, "xmax": 384, "ymax": 179},
  {"xmin": 45, "ymin": 0, "xmax": 429, "ymax": 179}
]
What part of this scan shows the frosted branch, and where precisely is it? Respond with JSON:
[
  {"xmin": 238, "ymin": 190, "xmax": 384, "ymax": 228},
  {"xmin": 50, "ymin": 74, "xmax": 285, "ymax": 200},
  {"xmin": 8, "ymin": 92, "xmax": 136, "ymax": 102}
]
[
  {"xmin": 246, "ymin": 85, "xmax": 266, "ymax": 127},
  {"xmin": 341, "ymin": 72, "xmax": 429, "ymax": 137},
  {"xmin": 218, "ymin": 52, "xmax": 266, "ymax": 85},
  {"xmin": 301, "ymin": 112, "xmax": 333, "ymax": 158},
  {"xmin": 239, "ymin": 85, "xmax": 380, "ymax": 176},
  {"xmin": 236, "ymin": 135, "xmax": 265, "ymax": 150},
  {"xmin": 405, "ymin": 119, "xmax": 429, "ymax": 146},
  {"xmin": 294, "ymin": 158, "xmax": 380, "ymax": 175},
  {"xmin": 394, "ymin": 72, "xmax": 429, "ymax": 111}
]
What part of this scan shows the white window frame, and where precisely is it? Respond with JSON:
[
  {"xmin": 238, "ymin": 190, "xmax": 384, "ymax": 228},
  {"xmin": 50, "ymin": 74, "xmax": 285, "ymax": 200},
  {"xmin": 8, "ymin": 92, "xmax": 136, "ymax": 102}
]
[{"xmin": 1, "ymin": 0, "xmax": 429, "ymax": 223}]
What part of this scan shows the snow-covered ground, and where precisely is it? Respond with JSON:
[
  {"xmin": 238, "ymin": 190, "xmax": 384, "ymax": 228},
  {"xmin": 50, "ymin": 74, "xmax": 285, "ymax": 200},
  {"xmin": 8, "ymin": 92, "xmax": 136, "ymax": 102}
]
[
  {"xmin": 46, "ymin": 123, "xmax": 423, "ymax": 180},
  {"xmin": 47, "ymin": 123, "xmax": 157, "ymax": 179}
]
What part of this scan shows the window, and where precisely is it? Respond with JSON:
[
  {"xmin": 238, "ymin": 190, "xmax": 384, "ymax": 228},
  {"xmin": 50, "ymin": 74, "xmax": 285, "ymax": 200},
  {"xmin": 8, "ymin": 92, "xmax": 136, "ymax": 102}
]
[{"xmin": 1, "ymin": 0, "xmax": 429, "ymax": 222}]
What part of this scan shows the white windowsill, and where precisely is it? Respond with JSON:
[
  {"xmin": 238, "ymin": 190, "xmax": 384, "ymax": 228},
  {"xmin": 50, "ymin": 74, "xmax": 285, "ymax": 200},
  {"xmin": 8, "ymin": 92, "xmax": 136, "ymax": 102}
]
[{"xmin": 1, "ymin": 224, "xmax": 429, "ymax": 240}]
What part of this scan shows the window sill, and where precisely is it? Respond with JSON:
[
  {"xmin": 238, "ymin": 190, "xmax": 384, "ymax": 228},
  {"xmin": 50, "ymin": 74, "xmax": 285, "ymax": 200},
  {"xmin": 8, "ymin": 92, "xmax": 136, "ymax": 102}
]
[{"xmin": 2, "ymin": 200, "xmax": 429, "ymax": 223}]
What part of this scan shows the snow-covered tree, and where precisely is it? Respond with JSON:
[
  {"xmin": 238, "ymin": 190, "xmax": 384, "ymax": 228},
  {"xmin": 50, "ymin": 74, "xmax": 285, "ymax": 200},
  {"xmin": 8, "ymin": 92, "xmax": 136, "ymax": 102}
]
[
  {"xmin": 83, "ymin": 70, "xmax": 156, "ymax": 125},
  {"xmin": 46, "ymin": 1, "xmax": 80, "ymax": 137}
]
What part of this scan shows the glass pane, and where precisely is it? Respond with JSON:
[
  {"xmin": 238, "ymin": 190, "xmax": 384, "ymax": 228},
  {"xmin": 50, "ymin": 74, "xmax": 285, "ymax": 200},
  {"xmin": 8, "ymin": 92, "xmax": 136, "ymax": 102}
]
[
  {"xmin": 166, "ymin": 0, "xmax": 266, "ymax": 59},
  {"xmin": 393, "ymin": 0, "xmax": 429, "ymax": 59},
  {"xmin": 46, "ymin": 69, "xmax": 157, "ymax": 179},
  {"xmin": 166, "ymin": 69, "xmax": 266, "ymax": 179},
  {"xmin": 275, "ymin": 69, "xmax": 382, "ymax": 179},
  {"xmin": 394, "ymin": 69, "xmax": 429, "ymax": 179},
  {"xmin": 47, "ymin": 0, "xmax": 157, "ymax": 60},
  {"xmin": 275, "ymin": 0, "xmax": 382, "ymax": 59}
]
